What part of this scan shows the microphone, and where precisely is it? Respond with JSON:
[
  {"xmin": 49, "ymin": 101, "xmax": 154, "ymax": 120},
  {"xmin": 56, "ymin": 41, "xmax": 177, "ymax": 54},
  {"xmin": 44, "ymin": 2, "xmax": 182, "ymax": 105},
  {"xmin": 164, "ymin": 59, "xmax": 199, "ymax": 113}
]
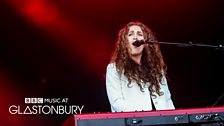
[{"xmin": 132, "ymin": 40, "xmax": 145, "ymax": 47}]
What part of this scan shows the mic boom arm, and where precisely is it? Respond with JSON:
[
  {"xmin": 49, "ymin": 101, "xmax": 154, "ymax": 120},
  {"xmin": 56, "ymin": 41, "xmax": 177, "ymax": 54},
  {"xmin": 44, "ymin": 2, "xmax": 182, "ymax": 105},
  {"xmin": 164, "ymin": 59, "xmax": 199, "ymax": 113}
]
[{"xmin": 145, "ymin": 40, "xmax": 224, "ymax": 50}]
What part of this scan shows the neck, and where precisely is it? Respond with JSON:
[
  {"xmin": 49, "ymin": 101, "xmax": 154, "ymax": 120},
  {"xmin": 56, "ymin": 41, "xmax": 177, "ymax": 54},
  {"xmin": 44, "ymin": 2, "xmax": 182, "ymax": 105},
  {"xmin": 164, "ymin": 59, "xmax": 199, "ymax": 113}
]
[{"xmin": 130, "ymin": 54, "xmax": 142, "ymax": 65}]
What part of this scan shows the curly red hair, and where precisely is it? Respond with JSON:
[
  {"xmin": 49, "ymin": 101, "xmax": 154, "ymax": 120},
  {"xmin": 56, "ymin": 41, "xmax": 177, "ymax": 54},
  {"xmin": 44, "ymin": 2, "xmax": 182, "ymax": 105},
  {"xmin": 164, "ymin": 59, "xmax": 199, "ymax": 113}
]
[{"xmin": 110, "ymin": 21, "xmax": 167, "ymax": 96}]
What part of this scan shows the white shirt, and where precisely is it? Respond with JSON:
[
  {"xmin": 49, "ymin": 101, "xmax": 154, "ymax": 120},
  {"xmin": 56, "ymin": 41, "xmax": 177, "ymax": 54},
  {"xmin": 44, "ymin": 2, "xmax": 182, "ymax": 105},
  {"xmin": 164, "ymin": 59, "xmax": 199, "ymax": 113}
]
[{"xmin": 106, "ymin": 63, "xmax": 175, "ymax": 112}]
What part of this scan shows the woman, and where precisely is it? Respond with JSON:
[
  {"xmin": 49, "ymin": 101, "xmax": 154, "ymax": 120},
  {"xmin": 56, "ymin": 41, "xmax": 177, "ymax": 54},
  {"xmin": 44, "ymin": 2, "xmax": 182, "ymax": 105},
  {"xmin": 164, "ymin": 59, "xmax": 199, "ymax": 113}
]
[{"xmin": 106, "ymin": 21, "xmax": 175, "ymax": 112}]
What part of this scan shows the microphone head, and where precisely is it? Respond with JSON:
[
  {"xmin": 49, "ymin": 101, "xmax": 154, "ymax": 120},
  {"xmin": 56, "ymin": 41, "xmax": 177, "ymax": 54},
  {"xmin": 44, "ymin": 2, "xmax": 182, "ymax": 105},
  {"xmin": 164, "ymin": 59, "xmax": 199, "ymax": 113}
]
[{"xmin": 132, "ymin": 40, "xmax": 145, "ymax": 47}]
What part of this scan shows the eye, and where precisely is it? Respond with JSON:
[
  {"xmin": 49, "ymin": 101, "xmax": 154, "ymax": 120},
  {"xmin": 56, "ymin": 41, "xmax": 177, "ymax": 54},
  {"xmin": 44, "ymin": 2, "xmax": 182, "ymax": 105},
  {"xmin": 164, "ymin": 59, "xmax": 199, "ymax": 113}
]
[
  {"xmin": 138, "ymin": 33, "xmax": 143, "ymax": 36},
  {"xmin": 137, "ymin": 31, "xmax": 143, "ymax": 36},
  {"xmin": 128, "ymin": 33, "xmax": 133, "ymax": 36}
]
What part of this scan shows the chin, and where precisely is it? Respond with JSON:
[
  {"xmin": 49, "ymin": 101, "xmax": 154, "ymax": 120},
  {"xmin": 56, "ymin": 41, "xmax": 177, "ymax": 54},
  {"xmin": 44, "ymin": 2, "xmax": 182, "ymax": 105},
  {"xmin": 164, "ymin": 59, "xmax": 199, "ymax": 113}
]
[{"xmin": 131, "ymin": 51, "xmax": 142, "ymax": 56}]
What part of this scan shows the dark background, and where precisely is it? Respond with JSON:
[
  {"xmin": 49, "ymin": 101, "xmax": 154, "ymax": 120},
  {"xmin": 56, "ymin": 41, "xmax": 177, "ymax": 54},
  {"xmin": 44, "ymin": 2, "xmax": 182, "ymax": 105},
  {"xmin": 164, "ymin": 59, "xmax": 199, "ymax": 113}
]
[{"xmin": 0, "ymin": 0, "xmax": 224, "ymax": 126}]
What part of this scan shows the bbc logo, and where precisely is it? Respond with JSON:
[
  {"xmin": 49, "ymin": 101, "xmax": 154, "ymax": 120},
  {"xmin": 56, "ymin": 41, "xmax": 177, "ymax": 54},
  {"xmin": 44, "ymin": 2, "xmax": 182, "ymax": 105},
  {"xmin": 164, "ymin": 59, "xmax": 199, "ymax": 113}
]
[{"xmin": 25, "ymin": 98, "xmax": 43, "ymax": 104}]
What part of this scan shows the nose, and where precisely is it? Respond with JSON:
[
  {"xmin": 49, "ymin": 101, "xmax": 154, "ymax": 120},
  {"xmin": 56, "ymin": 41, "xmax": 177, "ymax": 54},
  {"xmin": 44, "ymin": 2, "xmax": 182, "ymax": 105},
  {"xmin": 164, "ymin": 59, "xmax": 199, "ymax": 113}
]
[{"xmin": 133, "ymin": 34, "xmax": 138, "ymax": 40}]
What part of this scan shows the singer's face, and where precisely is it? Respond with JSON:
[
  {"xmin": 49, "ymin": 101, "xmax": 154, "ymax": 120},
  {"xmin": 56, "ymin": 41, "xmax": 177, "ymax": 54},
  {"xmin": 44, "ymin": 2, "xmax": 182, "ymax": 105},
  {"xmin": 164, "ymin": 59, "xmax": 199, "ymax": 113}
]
[{"xmin": 126, "ymin": 25, "xmax": 145, "ymax": 56}]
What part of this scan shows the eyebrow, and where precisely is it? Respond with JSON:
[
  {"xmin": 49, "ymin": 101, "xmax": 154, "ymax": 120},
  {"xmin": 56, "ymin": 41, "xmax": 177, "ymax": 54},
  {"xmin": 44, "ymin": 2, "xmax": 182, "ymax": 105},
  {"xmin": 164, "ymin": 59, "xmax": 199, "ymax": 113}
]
[
  {"xmin": 128, "ymin": 31, "xmax": 143, "ymax": 33},
  {"xmin": 137, "ymin": 31, "xmax": 143, "ymax": 34}
]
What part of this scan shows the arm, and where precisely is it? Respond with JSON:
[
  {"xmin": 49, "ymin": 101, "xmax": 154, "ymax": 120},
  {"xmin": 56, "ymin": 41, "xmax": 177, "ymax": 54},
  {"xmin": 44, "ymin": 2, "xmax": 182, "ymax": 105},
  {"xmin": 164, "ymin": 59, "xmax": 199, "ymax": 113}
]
[
  {"xmin": 106, "ymin": 64, "xmax": 135, "ymax": 112},
  {"xmin": 161, "ymin": 75, "xmax": 175, "ymax": 109}
]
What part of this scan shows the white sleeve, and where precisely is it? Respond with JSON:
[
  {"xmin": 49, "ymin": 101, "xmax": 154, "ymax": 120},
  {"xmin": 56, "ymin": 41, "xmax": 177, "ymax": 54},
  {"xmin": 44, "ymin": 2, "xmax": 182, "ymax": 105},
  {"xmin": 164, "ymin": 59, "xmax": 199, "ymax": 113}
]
[
  {"xmin": 161, "ymin": 75, "xmax": 175, "ymax": 109},
  {"xmin": 106, "ymin": 64, "xmax": 136, "ymax": 112}
]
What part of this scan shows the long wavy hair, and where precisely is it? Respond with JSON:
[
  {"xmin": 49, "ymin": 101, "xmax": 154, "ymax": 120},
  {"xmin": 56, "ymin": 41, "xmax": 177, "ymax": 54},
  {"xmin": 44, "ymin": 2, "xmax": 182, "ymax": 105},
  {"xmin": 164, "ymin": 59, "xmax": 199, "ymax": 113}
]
[{"xmin": 110, "ymin": 21, "xmax": 167, "ymax": 96}]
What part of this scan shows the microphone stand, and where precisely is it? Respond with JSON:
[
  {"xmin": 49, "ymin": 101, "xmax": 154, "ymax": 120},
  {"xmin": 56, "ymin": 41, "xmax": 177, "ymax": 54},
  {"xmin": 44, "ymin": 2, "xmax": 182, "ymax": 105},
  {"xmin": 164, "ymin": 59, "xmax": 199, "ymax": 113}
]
[
  {"xmin": 145, "ymin": 40, "xmax": 224, "ymax": 108},
  {"xmin": 145, "ymin": 41, "xmax": 224, "ymax": 50},
  {"xmin": 211, "ymin": 93, "xmax": 224, "ymax": 107}
]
